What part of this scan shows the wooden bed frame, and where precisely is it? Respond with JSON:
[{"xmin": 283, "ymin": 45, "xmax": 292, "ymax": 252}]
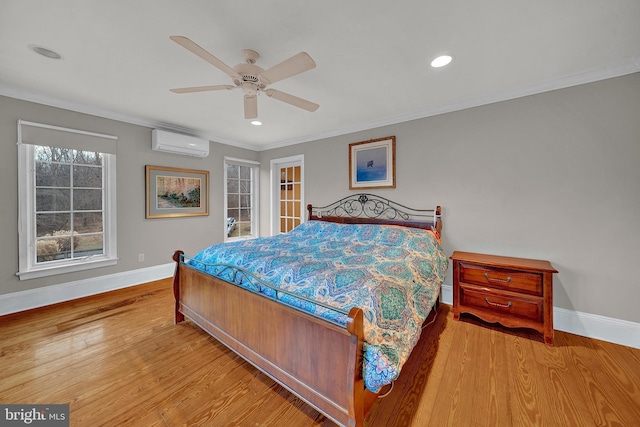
[{"xmin": 172, "ymin": 194, "xmax": 442, "ymax": 427}]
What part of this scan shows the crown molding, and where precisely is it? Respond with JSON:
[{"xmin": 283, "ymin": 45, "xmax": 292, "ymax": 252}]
[
  {"xmin": 3, "ymin": 58, "xmax": 639, "ymax": 153},
  {"xmin": 260, "ymin": 58, "xmax": 640, "ymax": 150},
  {"xmin": 0, "ymin": 85, "xmax": 263, "ymax": 152}
]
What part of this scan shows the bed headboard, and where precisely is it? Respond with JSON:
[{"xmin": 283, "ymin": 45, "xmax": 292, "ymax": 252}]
[{"xmin": 307, "ymin": 193, "xmax": 442, "ymax": 234}]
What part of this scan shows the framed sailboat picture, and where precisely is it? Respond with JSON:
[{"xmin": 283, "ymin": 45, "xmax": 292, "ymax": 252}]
[{"xmin": 349, "ymin": 136, "xmax": 396, "ymax": 189}]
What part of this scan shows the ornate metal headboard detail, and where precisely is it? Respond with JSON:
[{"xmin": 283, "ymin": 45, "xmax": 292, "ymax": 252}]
[{"xmin": 307, "ymin": 193, "xmax": 442, "ymax": 232}]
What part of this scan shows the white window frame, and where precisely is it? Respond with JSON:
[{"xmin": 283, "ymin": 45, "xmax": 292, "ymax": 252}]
[
  {"xmin": 224, "ymin": 157, "xmax": 260, "ymax": 242},
  {"xmin": 17, "ymin": 121, "xmax": 118, "ymax": 280}
]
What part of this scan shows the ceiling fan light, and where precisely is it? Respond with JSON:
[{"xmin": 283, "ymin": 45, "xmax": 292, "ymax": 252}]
[
  {"xmin": 251, "ymin": 120, "xmax": 262, "ymax": 126},
  {"xmin": 431, "ymin": 54, "xmax": 452, "ymax": 68}
]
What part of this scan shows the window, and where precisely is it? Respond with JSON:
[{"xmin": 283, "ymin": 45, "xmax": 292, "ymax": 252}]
[
  {"xmin": 17, "ymin": 120, "xmax": 117, "ymax": 280},
  {"xmin": 224, "ymin": 157, "xmax": 259, "ymax": 240}
]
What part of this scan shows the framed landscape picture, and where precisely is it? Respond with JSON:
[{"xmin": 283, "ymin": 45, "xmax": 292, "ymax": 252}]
[
  {"xmin": 145, "ymin": 165, "xmax": 209, "ymax": 218},
  {"xmin": 349, "ymin": 136, "xmax": 396, "ymax": 189}
]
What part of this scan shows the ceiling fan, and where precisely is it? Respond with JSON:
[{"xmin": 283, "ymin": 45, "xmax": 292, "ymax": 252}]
[{"xmin": 169, "ymin": 35, "xmax": 319, "ymax": 120}]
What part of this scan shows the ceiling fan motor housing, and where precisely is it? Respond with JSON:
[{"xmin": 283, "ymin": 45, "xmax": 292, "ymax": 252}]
[{"xmin": 234, "ymin": 62, "xmax": 266, "ymax": 93}]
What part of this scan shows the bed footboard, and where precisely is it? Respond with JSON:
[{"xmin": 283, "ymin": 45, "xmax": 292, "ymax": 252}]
[{"xmin": 172, "ymin": 251, "xmax": 369, "ymax": 427}]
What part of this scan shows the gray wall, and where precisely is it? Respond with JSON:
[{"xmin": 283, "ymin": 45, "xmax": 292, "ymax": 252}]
[
  {"xmin": 0, "ymin": 95, "xmax": 257, "ymax": 295},
  {"xmin": 2, "ymin": 73, "xmax": 638, "ymax": 324},
  {"xmin": 260, "ymin": 73, "xmax": 640, "ymax": 323}
]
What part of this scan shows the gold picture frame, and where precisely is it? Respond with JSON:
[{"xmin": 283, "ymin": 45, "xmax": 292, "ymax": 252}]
[
  {"xmin": 349, "ymin": 136, "xmax": 396, "ymax": 189},
  {"xmin": 145, "ymin": 165, "xmax": 209, "ymax": 218}
]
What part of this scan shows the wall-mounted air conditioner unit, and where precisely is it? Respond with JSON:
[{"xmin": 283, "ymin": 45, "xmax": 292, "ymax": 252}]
[{"xmin": 151, "ymin": 129, "xmax": 209, "ymax": 158}]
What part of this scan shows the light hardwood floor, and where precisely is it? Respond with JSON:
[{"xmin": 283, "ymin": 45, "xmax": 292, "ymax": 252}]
[{"xmin": 1, "ymin": 279, "xmax": 639, "ymax": 426}]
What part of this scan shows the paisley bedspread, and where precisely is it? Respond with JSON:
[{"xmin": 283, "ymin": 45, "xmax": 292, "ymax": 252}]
[{"xmin": 187, "ymin": 220, "xmax": 448, "ymax": 392}]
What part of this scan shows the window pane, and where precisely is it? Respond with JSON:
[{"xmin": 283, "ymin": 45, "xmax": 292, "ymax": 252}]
[
  {"xmin": 75, "ymin": 234, "xmax": 104, "ymax": 255},
  {"xmin": 239, "ymin": 222, "xmax": 252, "ymax": 236},
  {"xmin": 239, "ymin": 179, "xmax": 250, "ymax": 193},
  {"xmin": 227, "ymin": 208, "xmax": 239, "ymax": 221},
  {"xmin": 36, "ymin": 162, "xmax": 70, "ymax": 187},
  {"xmin": 74, "ymin": 212, "xmax": 103, "ymax": 233},
  {"xmin": 74, "ymin": 165, "xmax": 102, "ymax": 188},
  {"xmin": 227, "ymin": 178, "xmax": 239, "ymax": 193},
  {"xmin": 239, "ymin": 165, "xmax": 251, "ymax": 180},
  {"xmin": 36, "ymin": 213, "xmax": 71, "ymax": 237},
  {"xmin": 35, "ymin": 146, "xmax": 73, "ymax": 163},
  {"xmin": 36, "ymin": 237, "xmax": 68, "ymax": 262},
  {"xmin": 227, "ymin": 164, "xmax": 239, "ymax": 179},
  {"xmin": 74, "ymin": 189, "xmax": 102, "ymax": 210},
  {"xmin": 36, "ymin": 188, "xmax": 71, "ymax": 211},
  {"xmin": 227, "ymin": 194, "xmax": 239, "ymax": 209},
  {"xmin": 240, "ymin": 208, "xmax": 251, "ymax": 221},
  {"xmin": 74, "ymin": 150, "xmax": 102, "ymax": 166},
  {"xmin": 240, "ymin": 195, "xmax": 251, "ymax": 208}
]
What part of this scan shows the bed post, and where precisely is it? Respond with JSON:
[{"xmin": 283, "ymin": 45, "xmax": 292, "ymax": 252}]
[
  {"xmin": 172, "ymin": 250, "xmax": 185, "ymax": 324},
  {"xmin": 346, "ymin": 307, "xmax": 365, "ymax": 427}
]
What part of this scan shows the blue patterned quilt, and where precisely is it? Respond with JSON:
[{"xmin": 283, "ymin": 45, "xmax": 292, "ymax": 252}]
[{"xmin": 187, "ymin": 220, "xmax": 448, "ymax": 392}]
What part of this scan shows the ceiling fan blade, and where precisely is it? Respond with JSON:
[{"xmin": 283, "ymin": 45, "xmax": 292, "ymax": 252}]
[
  {"xmin": 170, "ymin": 35, "xmax": 242, "ymax": 82},
  {"xmin": 258, "ymin": 52, "xmax": 316, "ymax": 85},
  {"xmin": 244, "ymin": 95, "xmax": 258, "ymax": 119},
  {"xmin": 264, "ymin": 89, "xmax": 319, "ymax": 112},
  {"xmin": 170, "ymin": 85, "xmax": 236, "ymax": 94}
]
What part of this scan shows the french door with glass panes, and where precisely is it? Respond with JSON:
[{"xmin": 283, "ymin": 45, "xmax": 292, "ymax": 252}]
[{"xmin": 275, "ymin": 159, "xmax": 303, "ymax": 234}]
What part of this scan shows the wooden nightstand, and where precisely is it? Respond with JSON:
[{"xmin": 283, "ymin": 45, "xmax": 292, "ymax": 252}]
[{"xmin": 450, "ymin": 251, "xmax": 558, "ymax": 345}]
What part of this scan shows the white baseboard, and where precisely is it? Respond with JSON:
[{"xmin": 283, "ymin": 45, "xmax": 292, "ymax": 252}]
[
  {"xmin": 440, "ymin": 284, "xmax": 639, "ymax": 349},
  {"xmin": 553, "ymin": 307, "xmax": 640, "ymax": 349},
  {"xmin": 441, "ymin": 283, "xmax": 453, "ymax": 306},
  {"xmin": 0, "ymin": 263, "xmax": 174, "ymax": 316}
]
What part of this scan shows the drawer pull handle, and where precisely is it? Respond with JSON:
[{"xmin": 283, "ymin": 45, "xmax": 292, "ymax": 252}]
[
  {"xmin": 484, "ymin": 273, "xmax": 512, "ymax": 283},
  {"xmin": 484, "ymin": 297, "xmax": 512, "ymax": 309}
]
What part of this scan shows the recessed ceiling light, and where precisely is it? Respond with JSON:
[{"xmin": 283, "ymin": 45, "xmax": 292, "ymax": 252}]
[
  {"xmin": 431, "ymin": 55, "xmax": 452, "ymax": 68},
  {"xmin": 28, "ymin": 44, "xmax": 62, "ymax": 60},
  {"xmin": 251, "ymin": 120, "xmax": 262, "ymax": 126}
]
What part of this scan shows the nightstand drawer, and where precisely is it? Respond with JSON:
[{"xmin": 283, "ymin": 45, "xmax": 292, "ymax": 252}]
[
  {"xmin": 459, "ymin": 262, "xmax": 542, "ymax": 295},
  {"xmin": 459, "ymin": 285, "xmax": 543, "ymax": 322}
]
